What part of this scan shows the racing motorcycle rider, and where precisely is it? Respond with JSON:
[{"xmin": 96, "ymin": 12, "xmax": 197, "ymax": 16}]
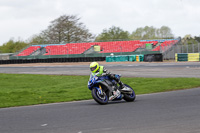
[{"xmin": 89, "ymin": 62, "xmax": 128, "ymax": 100}]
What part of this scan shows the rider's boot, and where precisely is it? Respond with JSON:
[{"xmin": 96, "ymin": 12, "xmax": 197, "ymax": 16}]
[
  {"xmin": 118, "ymin": 81, "xmax": 126, "ymax": 90},
  {"xmin": 118, "ymin": 81, "xmax": 131, "ymax": 93}
]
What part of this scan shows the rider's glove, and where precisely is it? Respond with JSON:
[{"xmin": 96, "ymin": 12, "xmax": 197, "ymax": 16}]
[
  {"xmin": 106, "ymin": 71, "xmax": 111, "ymax": 75},
  {"xmin": 109, "ymin": 74, "xmax": 115, "ymax": 79}
]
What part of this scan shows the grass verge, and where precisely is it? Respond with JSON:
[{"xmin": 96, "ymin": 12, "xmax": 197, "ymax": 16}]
[{"xmin": 1, "ymin": 73, "xmax": 200, "ymax": 108}]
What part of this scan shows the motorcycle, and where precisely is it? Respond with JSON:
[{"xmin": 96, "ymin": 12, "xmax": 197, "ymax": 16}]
[{"xmin": 88, "ymin": 73, "xmax": 136, "ymax": 105}]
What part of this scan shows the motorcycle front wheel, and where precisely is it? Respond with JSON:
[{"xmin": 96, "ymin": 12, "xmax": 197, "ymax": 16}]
[
  {"xmin": 92, "ymin": 87, "xmax": 108, "ymax": 105},
  {"xmin": 123, "ymin": 84, "xmax": 136, "ymax": 102}
]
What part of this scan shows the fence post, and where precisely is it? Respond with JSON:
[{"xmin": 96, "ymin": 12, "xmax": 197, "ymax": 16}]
[
  {"xmin": 181, "ymin": 43, "xmax": 183, "ymax": 53},
  {"xmin": 173, "ymin": 45, "xmax": 176, "ymax": 60},
  {"xmin": 192, "ymin": 44, "xmax": 194, "ymax": 53}
]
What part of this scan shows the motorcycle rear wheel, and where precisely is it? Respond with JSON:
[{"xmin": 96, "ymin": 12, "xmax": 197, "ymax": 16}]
[{"xmin": 92, "ymin": 88, "xmax": 108, "ymax": 105}]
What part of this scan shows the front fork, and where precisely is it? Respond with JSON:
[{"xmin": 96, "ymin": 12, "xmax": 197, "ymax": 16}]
[{"xmin": 96, "ymin": 85, "xmax": 103, "ymax": 95}]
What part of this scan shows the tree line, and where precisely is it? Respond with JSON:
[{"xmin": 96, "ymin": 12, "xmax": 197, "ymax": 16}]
[{"xmin": 0, "ymin": 14, "xmax": 198, "ymax": 53}]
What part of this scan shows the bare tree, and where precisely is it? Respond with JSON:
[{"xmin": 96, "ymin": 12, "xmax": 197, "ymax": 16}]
[
  {"xmin": 31, "ymin": 15, "xmax": 94, "ymax": 44},
  {"xmin": 95, "ymin": 26, "xmax": 130, "ymax": 41},
  {"xmin": 158, "ymin": 26, "xmax": 174, "ymax": 39},
  {"xmin": 131, "ymin": 26, "xmax": 174, "ymax": 40}
]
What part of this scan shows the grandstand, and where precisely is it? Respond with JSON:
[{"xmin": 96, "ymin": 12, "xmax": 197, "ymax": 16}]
[
  {"xmin": 14, "ymin": 39, "xmax": 179, "ymax": 57},
  {"xmin": 152, "ymin": 40, "xmax": 178, "ymax": 52},
  {"xmin": 16, "ymin": 46, "xmax": 41, "ymax": 56},
  {"xmin": 0, "ymin": 38, "xmax": 180, "ymax": 64}
]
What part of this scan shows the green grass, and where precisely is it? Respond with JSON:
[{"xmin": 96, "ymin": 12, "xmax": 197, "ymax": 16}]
[{"xmin": 1, "ymin": 73, "xmax": 200, "ymax": 108}]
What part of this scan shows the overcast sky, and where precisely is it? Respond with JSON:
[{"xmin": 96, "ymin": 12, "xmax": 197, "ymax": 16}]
[{"xmin": 0, "ymin": 0, "xmax": 200, "ymax": 45}]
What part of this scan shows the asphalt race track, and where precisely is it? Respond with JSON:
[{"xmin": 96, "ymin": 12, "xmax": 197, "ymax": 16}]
[
  {"xmin": 0, "ymin": 62, "xmax": 200, "ymax": 78},
  {"xmin": 0, "ymin": 62, "xmax": 200, "ymax": 133},
  {"xmin": 1, "ymin": 88, "xmax": 200, "ymax": 133}
]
